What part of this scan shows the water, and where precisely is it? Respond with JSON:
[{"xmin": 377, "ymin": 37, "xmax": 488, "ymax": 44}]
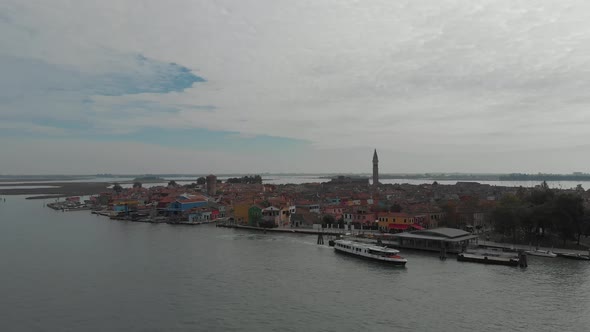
[
  {"xmin": 0, "ymin": 185, "xmax": 60, "ymax": 189},
  {"xmin": 1, "ymin": 196, "xmax": 590, "ymax": 331},
  {"xmin": 5, "ymin": 175, "xmax": 590, "ymax": 189}
]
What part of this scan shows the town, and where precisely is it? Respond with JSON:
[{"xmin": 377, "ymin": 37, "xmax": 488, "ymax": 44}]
[{"xmin": 47, "ymin": 151, "xmax": 590, "ymax": 254}]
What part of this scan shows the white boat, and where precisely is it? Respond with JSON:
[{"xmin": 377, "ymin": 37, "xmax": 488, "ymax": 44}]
[
  {"xmin": 333, "ymin": 240, "xmax": 407, "ymax": 266},
  {"xmin": 525, "ymin": 249, "xmax": 557, "ymax": 258}
]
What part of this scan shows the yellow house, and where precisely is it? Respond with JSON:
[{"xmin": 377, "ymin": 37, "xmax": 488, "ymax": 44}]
[
  {"xmin": 233, "ymin": 202, "xmax": 251, "ymax": 225},
  {"xmin": 377, "ymin": 213, "xmax": 416, "ymax": 231}
]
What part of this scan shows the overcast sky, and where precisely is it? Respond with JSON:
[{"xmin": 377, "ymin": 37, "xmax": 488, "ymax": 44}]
[{"xmin": 2, "ymin": 0, "xmax": 590, "ymax": 174}]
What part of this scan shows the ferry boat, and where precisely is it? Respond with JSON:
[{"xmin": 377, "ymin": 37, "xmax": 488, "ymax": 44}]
[
  {"xmin": 457, "ymin": 249, "xmax": 520, "ymax": 266},
  {"xmin": 333, "ymin": 240, "xmax": 407, "ymax": 266},
  {"xmin": 525, "ymin": 249, "xmax": 557, "ymax": 258}
]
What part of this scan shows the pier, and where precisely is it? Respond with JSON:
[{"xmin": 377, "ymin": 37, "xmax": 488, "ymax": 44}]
[{"xmin": 216, "ymin": 224, "xmax": 343, "ymax": 235}]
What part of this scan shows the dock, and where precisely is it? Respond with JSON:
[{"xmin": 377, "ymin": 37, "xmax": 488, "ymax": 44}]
[{"xmin": 216, "ymin": 224, "xmax": 344, "ymax": 235}]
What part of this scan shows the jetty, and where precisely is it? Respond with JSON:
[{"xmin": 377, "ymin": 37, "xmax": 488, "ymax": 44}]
[{"xmin": 216, "ymin": 224, "xmax": 344, "ymax": 235}]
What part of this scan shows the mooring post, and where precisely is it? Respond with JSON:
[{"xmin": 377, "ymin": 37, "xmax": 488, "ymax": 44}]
[
  {"xmin": 439, "ymin": 241, "xmax": 447, "ymax": 261},
  {"xmin": 317, "ymin": 232, "xmax": 324, "ymax": 245},
  {"xmin": 519, "ymin": 250, "xmax": 528, "ymax": 268}
]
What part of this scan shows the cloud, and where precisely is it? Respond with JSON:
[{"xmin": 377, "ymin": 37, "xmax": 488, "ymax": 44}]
[
  {"xmin": 0, "ymin": 53, "xmax": 205, "ymax": 134},
  {"xmin": 2, "ymin": 0, "xmax": 590, "ymax": 173}
]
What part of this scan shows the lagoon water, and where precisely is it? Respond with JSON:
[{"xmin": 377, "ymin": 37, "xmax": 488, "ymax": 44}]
[{"xmin": 1, "ymin": 196, "xmax": 590, "ymax": 331}]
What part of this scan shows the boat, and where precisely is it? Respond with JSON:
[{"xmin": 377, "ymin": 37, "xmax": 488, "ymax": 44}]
[
  {"xmin": 457, "ymin": 249, "xmax": 520, "ymax": 266},
  {"xmin": 556, "ymin": 253, "xmax": 590, "ymax": 261},
  {"xmin": 525, "ymin": 249, "xmax": 557, "ymax": 258},
  {"xmin": 333, "ymin": 239, "xmax": 407, "ymax": 266}
]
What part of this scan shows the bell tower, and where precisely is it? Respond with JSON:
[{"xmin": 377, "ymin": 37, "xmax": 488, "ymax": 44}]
[{"xmin": 372, "ymin": 149, "xmax": 379, "ymax": 187}]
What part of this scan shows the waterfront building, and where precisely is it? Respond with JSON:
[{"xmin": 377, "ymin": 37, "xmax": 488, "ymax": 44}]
[
  {"xmin": 278, "ymin": 207, "xmax": 291, "ymax": 227},
  {"xmin": 248, "ymin": 205, "xmax": 263, "ymax": 226},
  {"xmin": 262, "ymin": 206, "xmax": 280, "ymax": 225},
  {"xmin": 376, "ymin": 212, "xmax": 423, "ymax": 231},
  {"xmin": 232, "ymin": 202, "xmax": 251, "ymax": 225},
  {"xmin": 168, "ymin": 198, "xmax": 208, "ymax": 213},
  {"xmin": 390, "ymin": 227, "xmax": 478, "ymax": 253}
]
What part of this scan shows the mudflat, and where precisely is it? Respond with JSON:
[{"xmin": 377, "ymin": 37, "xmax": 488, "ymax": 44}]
[{"xmin": 0, "ymin": 182, "xmax": 110, "ymax": 199}]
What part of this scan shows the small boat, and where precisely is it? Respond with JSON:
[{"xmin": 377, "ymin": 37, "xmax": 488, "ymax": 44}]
[
  {"xmin": 557, "ymin": 253, "xmax": 590, "ymax": 261},
  {"xmin": 333, "ymin": 240, "xmax": 407, "ymax": 266},
  {"xmin": 525, "ymin": 249, "xmax": 557, "ymax": 258},
  {"xmin": 457, "ymin": 250, "xmax": 520, "ymax": 267}
]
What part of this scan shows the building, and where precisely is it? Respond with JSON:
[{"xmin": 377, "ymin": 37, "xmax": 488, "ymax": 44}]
[
  {"xmin": 372, "ymin": 149, "xmax": 379, "ymax": 187},
  {"xmin": 391, "ymin": 228, "xmax": 478, "ymax": 253},
  {"xmin": 262, "ymin": 206, "xmax": 280, "ymax": 226},
  {"xmin": 232, "ymin": 202, "xmax": 251, "ymax": 225},
  {"xmin": 167, "ymin": 198, "xmax": 207, "ymax": 213},
  {"xmin": 206, "ymin": 174, "xmax": 217, "ymax": 196},
  {"xmin": 248, "ymin": 205, "xmax": 263, "ymax": 226}
]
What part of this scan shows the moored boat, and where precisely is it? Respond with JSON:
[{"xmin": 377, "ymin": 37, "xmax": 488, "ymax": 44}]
[
  {"xmin": 525, "ymin": 249, "xmax": 557, "ymax": 258},
  {"xmin": 334, "ymin": 240, "xmax": 407, "ymax": 266},
  {"xmin": 457, "ymin": 250, "xmax": 520, "ymax": 267},
  {"xmin": 557, "ymin": 253, "xmax": 590, "ymax": 261}
]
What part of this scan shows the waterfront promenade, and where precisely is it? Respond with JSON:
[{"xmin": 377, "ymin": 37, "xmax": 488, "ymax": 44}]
[{"xmin": 478, "ymin": 240, "xmax": 590, "ymax": 256}]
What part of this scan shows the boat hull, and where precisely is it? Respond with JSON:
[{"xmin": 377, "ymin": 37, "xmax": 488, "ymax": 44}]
[
  {"xmin": 525, "ymin": 251, "xmax": 557, "ymax": 258},
  {"xmin": 335, "ymin": 248, "xmax": 407, "ymax": 266},
  {"xmin": 557, "ymin": 253, "xmax": 590, "ymax": 261}
]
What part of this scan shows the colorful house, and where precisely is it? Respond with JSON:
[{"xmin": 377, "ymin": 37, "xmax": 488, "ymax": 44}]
[
  {"xmin": 233, "ymin": 202, "xmax": 251, "ymax": 225},
  {"xmin": 248, "ymin": 205, "xmax": 263, "ymax": 226}
]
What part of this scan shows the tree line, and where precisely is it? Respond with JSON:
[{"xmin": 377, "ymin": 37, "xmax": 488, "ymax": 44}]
[
  {"xmin": 491, "ymin": 182, "xmax": 589, "ymax": 246},
  {"xmin": 226, "ymin": 175, "xmax": 262, "ymax": 184}
]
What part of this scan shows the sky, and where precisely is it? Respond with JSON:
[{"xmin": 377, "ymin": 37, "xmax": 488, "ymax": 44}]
[{"xmin": 2, "ymin": 0, "xmax": 590, "ymax": 174}]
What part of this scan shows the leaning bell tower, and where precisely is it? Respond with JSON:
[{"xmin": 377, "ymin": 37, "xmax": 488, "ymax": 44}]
[{"xmin": 372, "ymin": 149, "xmax": 379, "ymax": 187}]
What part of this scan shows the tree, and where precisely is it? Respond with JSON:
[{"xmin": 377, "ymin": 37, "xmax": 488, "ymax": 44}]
[
  {"xmin": 113, "ymin": 183, "xmax": 123, "ymax": 193},
  {"xmin": 528, "ymin": 184, "xmax": 554, "ymax": 205},
  {"xmin": 490, "ymin": 194, "xmax": 523, "ymax": 241},
  {"xmin": 133, "ymin": 182, "xmax": 142, "ymax": 189},
  {"xmin": 390, "ymin": 203, "xmax": 403, "ymax": 213},
  {"xmin": 196, "ymin": 177, "xmax": 206, "ymax": 185},
  {"xmin": 168, "ymin": 180, "xmax": 177, "ymax": 187},
  {"xmin": 322, "ymin": 214, "xmax": 335, "ymax": 227},
  {"xmin": 553, "ymin": 193, "xmax": 584, "ymax": 245},
  {"xmin": 439, "ymin": 201, "xmax": 459, "ymax": 228}
]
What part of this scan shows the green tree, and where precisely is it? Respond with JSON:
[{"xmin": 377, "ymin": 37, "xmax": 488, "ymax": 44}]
[
  {"xmin": 390, "ymin": 203, "xmax": 402, "ymax": 213},
  {"xmin": 553, "ymin": 193, "xmax": 584, "ymax": 245},
  {"xmin": 322, "ymin": 214, "xmax": 335, "ymax": 226},
  {"xmin": 168, "ymin": 180, "xmax": 177, "ymax": 187},
  {"xmin": 529, "ymin": 186, "xmax": 554, "ymax": 206},
  {"xmin": 491, "ymin": 194, "xmax": 523, "ymax": 241},
  {"xmin": 196, "ymin": 177, "xmax": 206, "ymax": 185},
  {"xmin": 133, "ymin": 182, "xmax": 142, "ymax": 188},
  {"xmin": 113, "ymin": 183, "xmax": 123, "ymax": 193}
]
